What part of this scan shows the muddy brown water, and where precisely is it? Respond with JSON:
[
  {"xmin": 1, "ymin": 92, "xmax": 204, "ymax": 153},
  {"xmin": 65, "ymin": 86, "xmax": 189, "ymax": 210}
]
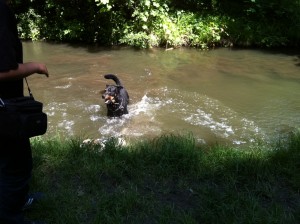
[{"xmin": 23, "ymin": 42, "xmax": 300, "ymax": 145}]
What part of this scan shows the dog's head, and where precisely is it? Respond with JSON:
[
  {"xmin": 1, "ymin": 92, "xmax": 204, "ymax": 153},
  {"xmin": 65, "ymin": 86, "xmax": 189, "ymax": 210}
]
[{"xmin": 102, "ymin": 84, "xmax": 123, "ymax": 105}]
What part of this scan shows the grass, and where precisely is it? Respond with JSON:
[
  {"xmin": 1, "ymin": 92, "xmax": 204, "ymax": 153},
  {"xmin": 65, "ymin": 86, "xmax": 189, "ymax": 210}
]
[{"xmin": 27, "ymin": 131, "xmax": 300, "ymax": 224}]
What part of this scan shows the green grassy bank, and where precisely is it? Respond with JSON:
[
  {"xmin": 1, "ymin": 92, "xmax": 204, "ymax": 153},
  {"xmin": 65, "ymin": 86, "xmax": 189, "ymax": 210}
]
[{"xmin": 27, "ymin": 131, "xmax": 300, "ymax": 224}]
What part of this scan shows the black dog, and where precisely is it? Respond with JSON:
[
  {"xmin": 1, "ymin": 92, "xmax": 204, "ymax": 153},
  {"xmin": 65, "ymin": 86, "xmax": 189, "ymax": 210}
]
[{"xmin": 102, "ymin": 74, "xmax": 129, "ymax": 117}]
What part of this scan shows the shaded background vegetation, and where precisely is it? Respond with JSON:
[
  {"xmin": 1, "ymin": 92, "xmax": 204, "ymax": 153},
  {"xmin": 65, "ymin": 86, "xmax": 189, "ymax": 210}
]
[{"xmin": 12, "ymin": 0, "xmax": 300, "ymax": 48}]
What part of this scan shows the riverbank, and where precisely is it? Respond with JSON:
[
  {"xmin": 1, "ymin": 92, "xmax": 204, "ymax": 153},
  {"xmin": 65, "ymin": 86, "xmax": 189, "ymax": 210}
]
[{"xmin": 26, "ymin": 131, "xmax": 300, "ymax": 223}]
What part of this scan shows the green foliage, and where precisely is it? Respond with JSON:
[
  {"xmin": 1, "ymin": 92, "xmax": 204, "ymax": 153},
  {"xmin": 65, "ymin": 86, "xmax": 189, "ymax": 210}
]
[
  {"xmin": 118, "ymin": 0, "xmax": 172, "ymax": 48},
  {"xmin": 186, "ymin": 14, "xmax": 228, "ymax": 48},
  {"xmin": 14, "ymin": 0, "xmax": 300, "ymax": 48},
  {"xmin": 216, "ymin": 0, "xmax": 300, "ymax": 47},
  {"xmin": 120, "ymin": 8, "xmax": 228, "ymax": 49},
  {"xmin": 17, "ymin": 8, "xmax": 44, "ymax": 40}
]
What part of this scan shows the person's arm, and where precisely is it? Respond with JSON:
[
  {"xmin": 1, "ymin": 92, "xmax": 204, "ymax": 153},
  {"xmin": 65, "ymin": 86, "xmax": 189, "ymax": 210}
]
[
  {"xmin": 0, "ymin": 62, "xmax": 49, "ymax": 81},
  {"xmin": 0, "ymin": 2, "xmax": 49, "ymax": 81}
]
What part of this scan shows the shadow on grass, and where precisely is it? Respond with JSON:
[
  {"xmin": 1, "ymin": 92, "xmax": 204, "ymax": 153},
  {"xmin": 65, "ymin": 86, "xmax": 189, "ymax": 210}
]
[{"xmin": 28, "ymin": 131, "xmax": 300, "ymax": 224}]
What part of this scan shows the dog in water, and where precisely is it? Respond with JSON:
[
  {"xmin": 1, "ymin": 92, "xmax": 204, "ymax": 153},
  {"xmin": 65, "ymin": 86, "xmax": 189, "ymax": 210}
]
[{"xmin": 102, "ymin": 74, "xmax": 129, "ymax": 117}]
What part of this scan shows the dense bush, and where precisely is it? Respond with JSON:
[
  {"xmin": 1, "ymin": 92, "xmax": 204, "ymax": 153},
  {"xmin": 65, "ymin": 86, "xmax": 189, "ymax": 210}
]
[
  {"xmin": 13, "ymin": 0, "xmax": 300, "ymax": 48},
  {"xmin": 218, "ymin": 0, "xmax": 300, "ymax": 47}
]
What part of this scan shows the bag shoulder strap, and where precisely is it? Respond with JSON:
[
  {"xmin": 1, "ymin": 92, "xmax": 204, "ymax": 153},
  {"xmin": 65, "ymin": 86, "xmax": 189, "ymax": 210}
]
[{"xmin": 24, "ymin": 78, "xmax": 34, "ymax": 99}]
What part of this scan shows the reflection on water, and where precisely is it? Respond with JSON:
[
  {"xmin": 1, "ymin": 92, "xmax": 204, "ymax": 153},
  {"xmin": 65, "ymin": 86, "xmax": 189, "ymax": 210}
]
[{"xmin": 23, "ymin": 42, "xmax": 300, "ymax": 145}]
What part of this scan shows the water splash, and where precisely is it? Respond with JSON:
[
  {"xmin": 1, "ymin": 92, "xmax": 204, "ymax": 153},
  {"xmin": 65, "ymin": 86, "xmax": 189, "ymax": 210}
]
[{"xmin": 97, "ymin": 87, "xmax": 265, "ymax": 145}]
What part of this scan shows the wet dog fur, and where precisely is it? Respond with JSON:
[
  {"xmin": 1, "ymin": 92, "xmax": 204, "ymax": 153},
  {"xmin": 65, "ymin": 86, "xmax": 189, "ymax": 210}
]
[{"xmin": 102, "ymin": 74, "xmax": 129, "ymax": 117}]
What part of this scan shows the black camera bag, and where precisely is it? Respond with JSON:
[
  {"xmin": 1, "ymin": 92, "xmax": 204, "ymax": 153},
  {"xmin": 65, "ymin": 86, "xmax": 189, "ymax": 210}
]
[{"xmin": 0, "ymin": 79, "xmax": 47, "ymax": 138}]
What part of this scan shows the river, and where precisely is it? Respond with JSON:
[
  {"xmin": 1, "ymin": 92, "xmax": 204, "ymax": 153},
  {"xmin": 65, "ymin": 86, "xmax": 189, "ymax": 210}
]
[{"xmin": 23, "ymin": 42, "xmax": 300, "ymax": 145}]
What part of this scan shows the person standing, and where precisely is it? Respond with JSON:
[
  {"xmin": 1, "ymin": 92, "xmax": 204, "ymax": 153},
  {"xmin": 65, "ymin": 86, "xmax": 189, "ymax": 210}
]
[{"xmin": 0, "ymin": 0, "xmax": 49, "ymax": 223}]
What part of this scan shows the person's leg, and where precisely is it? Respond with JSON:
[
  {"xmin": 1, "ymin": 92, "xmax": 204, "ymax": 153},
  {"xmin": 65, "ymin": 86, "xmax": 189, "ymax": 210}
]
[{"xmin": 0, "ymin": 137, "xmax": 32, "ymax": 224}]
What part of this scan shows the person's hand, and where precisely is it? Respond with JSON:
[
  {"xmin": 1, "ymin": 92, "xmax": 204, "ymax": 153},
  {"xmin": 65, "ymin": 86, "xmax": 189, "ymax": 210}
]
[
  {"xmin": 30, "ymin": 62, "xmax": 49, "ymax": 77},
  {"xmin": 36, "ymin": 63, "xmax": 49, "ymax": 77},
  {"xmin": 23, "ymin": 62, "xmax": 49, "ymax": 77}
]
